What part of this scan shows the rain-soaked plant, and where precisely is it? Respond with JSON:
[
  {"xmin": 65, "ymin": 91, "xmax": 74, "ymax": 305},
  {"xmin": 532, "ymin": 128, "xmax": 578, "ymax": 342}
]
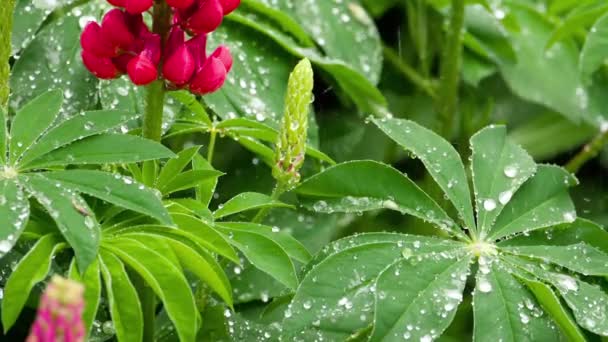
[{"xmin": 2, "ymin": 0, "xmax": 608, "ymax": 341}]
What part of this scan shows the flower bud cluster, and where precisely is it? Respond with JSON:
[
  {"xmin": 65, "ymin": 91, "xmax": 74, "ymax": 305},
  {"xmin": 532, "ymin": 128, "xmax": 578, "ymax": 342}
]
[{"xmin": 80, "ymin": 0, "xmax": 239, "ymax": 94}]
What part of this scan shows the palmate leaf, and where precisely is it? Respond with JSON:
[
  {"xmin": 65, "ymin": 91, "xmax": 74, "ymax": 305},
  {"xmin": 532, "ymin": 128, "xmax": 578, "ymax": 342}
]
[
  {"xmin": 156, "ymin": 145, "xmax": 202, "ymax": 190},
  {"xmin": 286, "ymin": 121, "xmax": 608, "ymax": 339},
  {"xmin": 68, "ymin": 258, "xmax": 101, "ymax": 337},
  {"xmin": 0, "ymin": 179, "xmax": 29, "ymax": 257},
  {"xmin": 213, "ymin": 192, "xmax": 293, "ymax": 219}
]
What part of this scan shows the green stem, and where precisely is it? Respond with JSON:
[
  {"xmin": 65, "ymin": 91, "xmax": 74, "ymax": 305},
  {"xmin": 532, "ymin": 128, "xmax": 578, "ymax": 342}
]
[
  {"xmin": 438, "ymin": 0, "xmax": 465, "ymax": 138},
  {"xmin": 252, "ymin": 184, "xmax": 285, "ymax": 223},
  {"xmin": 207, "ymin": 127, "xmax": 217, "ymax": 164},
  {"xmin": 143, "ymin": 81, "xmax": 166, "ymax": 141},
  {"xmin": 383, "ymin": 46, "xmax": 437, "ymax": 99},
  {"xmin": 0, "ymin": 0, "xmax": 15, "ymax": 108},
  {"xmin": 565, "ymin": 128, "xmax": 608, "ymax": 174}
]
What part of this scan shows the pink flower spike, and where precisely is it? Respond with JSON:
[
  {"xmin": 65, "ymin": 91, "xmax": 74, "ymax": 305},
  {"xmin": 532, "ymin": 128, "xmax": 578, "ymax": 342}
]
[
  {"xmin": 125, "ymin": 0, "xmax": 153, "ymax": 14},
  {"xmin": 166, "ymin": 26, "xmax": 186, "ymax": 58},
  {"xmin": 163, "ymin": 45, "xmax": 195, "ymax": 86},
  {"xmin": 142, "ymin": 34, "xmax": 162, "ymax": 64},
  {"xmin": 190, "ymin": 57, "xmax": 227, "ymax": 95},
  {"xmin": 80, "ymin": 22, "xmax": 117, "ymax": 57},
  {"xmin": 219, "ymin": 0, "xmax": 240, "ymax": 15},
  {"xmin": 184, "ymin": 0, "xmax": 224, "ymax": 35},
  {"xmin": 166, "ymin": 0, "xmax": 195, "ymax": 10},
  {"xmin": 186, "ymin": 33, "xmax": 207, "ymax": 71},
  {"xmin": 101, "ymin": 9, "xmax": 135, "ymax": 50},
  {"xmin": 211, "ymin": 45, "xmax": 233, "ymax": 72},
  {"xmin": 26, "ymin": 275, "xmax": 85, "ymax": 342},
  {"xmin": 127, "ymin": 54, "xmax": 158, "ymax": 85},
  {"xmin": 82, "ymin": 51, "xmax": 121, "ymax": 79}
]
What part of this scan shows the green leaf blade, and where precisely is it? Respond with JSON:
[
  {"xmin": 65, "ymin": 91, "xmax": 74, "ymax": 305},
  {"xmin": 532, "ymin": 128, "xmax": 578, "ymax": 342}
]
[
  {"xmin": 0, "ymin": 179, "xmax": 29, "ymax": 257},
  {"xmin": 213, "ymin": 192, "xmax": 293, "ymax": 219},
  {"xmin": 68, "ymin": 258, "xmax": 101, "ymax": 337}
]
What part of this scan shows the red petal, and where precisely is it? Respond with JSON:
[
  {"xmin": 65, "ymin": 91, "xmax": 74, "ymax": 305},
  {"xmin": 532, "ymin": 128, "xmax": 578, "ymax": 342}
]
[
  {"xmin": 163, "ymin": 45, "xmax": 195, "ymax": 86},
  {"xmin": 112, "ymin": 54, "xmax": 134, "ymax": 73},
  {"xmin": 219, "ymin": 0, "xmax": 240, "ymax": 14},
  {"xmin": 127, "ymin": 55, "xmax": 158, "ymax": 85},
  {"xmin": 107, "ymin": 0, "xmax": 126, "ymax": 7},
  {"xmin": 142, "ymin": 34, "xmax": 161, "ymax": 64},
  {"xmin": 186, "ymin": 33, "xmax": 208, "ymax": 71},
  {"xmin": 80, "ymin": 22, "xmax": 118, "ymax": 57},
  {"xmin": 211, "ymin": 45, "xmax": 232, "ymax": 72},
  {"xmin": 184, "ymin": 0, "xmax": 224, "ymax": 35},
  {"xmin": 165, "ymin": 26, "xmax": 186, "ymax": 58},
  {"xmin": 166, "ymin": 0, "xmax": 195, "ymax": 10},
  {"xmin": 125, "ymin": 0, "xmax": 153, "ymax": 14},
  {"xmin": 101, "ymin": 9, "xmax": 135, "ymax": 50},
  {"xmin": 189, "ymin": 57, "xmax": 227, "ymax": 95},
  {"xmin": 82, "ymin": 51, "xmax": 120, "ymax": 79}
]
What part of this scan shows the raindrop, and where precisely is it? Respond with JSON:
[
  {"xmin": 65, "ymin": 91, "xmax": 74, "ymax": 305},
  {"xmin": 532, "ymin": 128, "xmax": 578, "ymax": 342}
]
[
  {"xmin": 503, "ymin": 165, "xmax": 518, "ymax": 178},
  {"xmin": 483, "ymin": 199, "xmax": 497, "ymax": 211},
  {"xmin": 478, "ymin": 278, "xmax": 493, "ymax": 293},
  {"xmin": 498, "ymin": 190, "xmax": 513, "ymax": 205}
]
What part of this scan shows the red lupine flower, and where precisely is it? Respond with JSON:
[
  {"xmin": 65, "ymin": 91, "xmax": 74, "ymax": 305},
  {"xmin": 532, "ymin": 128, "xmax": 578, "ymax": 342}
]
[
  {"xmin": 163, "ymin": 27, "xmax": 191, "ymax": 86},
  {"xmin": 211, "ymin": 45, "xmax": 233, "ymax": 72},
  {"xmin": 101, "ymin": 9, "xmax": 136, "ymax": 50},
  {"xmin": 82, "ymin": 51, "xmax": 121, "ymax": 79},
  {"xmin": 107, "ymin": 0, "xmax": 153, "ymax": 14},
  {"xmin": 26, "ymin": 275, "xmax": 85, "ymax": 342},
  {"xmin": 166, "ymin": 0, "xmax": 195, "ymax": 10},
  {"xmin": 190, "ymin": 57, "xmax": 227, "ymax": 95},
  {"xmin": 80, "ymin": 22, "xmax": 117, "ymax": 57},
  {"xmin": 219, "ymin": 0, "xmax": 240, "ymax": 15},
  {"xmin": 128, "ymin": 54, "xmax": 158, "ymax": 85},
  {"xmin": 180, "ymin": 0, "xmax": 224, "ymax": 35}
]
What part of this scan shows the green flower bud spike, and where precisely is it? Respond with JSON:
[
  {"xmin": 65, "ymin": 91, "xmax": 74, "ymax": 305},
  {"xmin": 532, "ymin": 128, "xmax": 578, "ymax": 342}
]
[{"xmin": 272, "ymin": 58, "xmax": 314, "ymax": 191}]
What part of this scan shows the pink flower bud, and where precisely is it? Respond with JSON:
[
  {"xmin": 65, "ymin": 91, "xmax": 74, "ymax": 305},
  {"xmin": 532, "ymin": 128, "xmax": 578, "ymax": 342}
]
[
  {"xmin": 127, "ymin": 54, "xmax": 158, "ymax": 85},
  {"xmin": 166, "ymin": 26, "xmax": 186, "ymax": 58},
  {"xmin": 183, "ymin": 0, "xmax": 224, "ymax": 35},
  {"xmin": 219, "ymin": 0, "xmax": 240, "ymax": 15},
  {"xmin": 190, "ymin": 57, "xmax": 227, "ymax": 95},
  {"xmin": 125, "ymin": 0, "xmax": 153, "ymax": 14},
  {"xmin": 112, "ymin": 54, "xmax": 134, "ymax": 73},
  {"xmin": 80, "ymin": 22, "xmax": 118, "ymax": 57},
  {"xmin": 82, "ymin": 51, "xmax": 121, "ymax": 79},
  {"xmin": 166, "ymin": 0, "xmax": 195, "ymax": 10},
  {"xmin": 101, "ymin": 9, "xmax": 135, "ymax": 51},
  {"xmin": 142, "ymin": 33, "xmax": 162, "ymax": 64},
  {"xmin": 186, "ymin": 33, "xmax": 207, "ymax": 71},
  {"xmin": 26, "ymin": 275, "xmax": 85, "ymax": 342},
  {"xmin": 163, "ymin": 45, "xmax": 195, "ymax": 86},
  {"xmin": 210, "ymin": 45, "xmax": 232, "ymax": 72}
]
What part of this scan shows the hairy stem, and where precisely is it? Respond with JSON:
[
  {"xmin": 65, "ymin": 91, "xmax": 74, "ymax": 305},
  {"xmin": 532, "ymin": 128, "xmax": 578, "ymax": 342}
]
[
  {"xmin": 565, "ymin": 128, "xmax": 608, "ymax": 174},
  {"xmin": 0, "ymin": 0, "xmax": 15, "ymax": 108},
  {"xmin": 383, "ymin": 46, "xmax": 437, "ymax": 99},
  {"xmin": 143, "ymin": 81, "xmax": 166, "ymax": 141},
  {"xmin": 438, "ymin": 0, "xmax": 465, "ymax": 138},
  {"xmin": 207, "ymin": 127, "xmax": 217, "ymax": 164}
]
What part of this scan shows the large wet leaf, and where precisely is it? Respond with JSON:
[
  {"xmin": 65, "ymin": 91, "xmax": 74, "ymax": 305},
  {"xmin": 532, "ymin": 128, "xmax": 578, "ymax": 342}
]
[{"xmin": 0, "ymin": 180, "xmax": 29, "ymax": 258}]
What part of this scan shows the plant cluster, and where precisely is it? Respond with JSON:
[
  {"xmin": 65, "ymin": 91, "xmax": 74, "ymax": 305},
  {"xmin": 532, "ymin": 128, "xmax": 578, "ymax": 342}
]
[{"xmin": 1, "ymin": 0, "xmax": 608, "ymax": 341}]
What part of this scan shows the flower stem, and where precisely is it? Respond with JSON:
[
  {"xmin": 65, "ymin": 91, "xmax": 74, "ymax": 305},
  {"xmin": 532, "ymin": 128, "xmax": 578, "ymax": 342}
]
[
  {"xmin": 143, "ymin": 81, "xmax": 166, "ymax": 141},
  {"xmin": 438, "ymin": 0, "xmax": 465, "ymax": 138},
  {"xmin": 207, "ymin": 126, "xmax": 217, "ymax": 164},
  {"xmin": 252, "ymin": 183, "xmax": 285, "ymax": 223},
  {"xmin": 0, "ymin": 0, "xmax": 15, "ymax": 108},
  {"xmin": 565, "ymin": 128, "xmax": 608, "ymax": 174},
  {"xmin": 383, "ymin": 46, "xmax": 437, "ymax": 99}
]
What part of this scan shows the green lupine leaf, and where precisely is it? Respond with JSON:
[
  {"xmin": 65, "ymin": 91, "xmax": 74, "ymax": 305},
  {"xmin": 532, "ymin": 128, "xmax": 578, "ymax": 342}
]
[
  {"xmin": 547, "ymin": 2, "xmax": 608, "ymax": 48},
  {"xmin": 213, "ymin": 192, "xmax": 293, "ymax": 219},
  {"xmin": 169, "ymin": 91, "xmax": 212, "ymax": 125},
  {"xmin": 23, "ymin": 134, "xmax": 175, "ymax": 169},
  {"xmin": 1, "ymin": 234, "xmax": 64, "ymax": 331},
  {"xmin": 520, "ymin": 277, "xmax": 587, "ymax": 341},
  {"xmin": 282, "ymin": 235, "xmax": 465, "ymax": 340},
  {"xmin": 0, "ymin": 179, "xmax": 29, "ymax": 257},
  {"xmin": 99, "ymin": 251, "xmax": 144, "ymax": 342},
  {"xmin": 0, "ymin": 106, "xmax": 6, "ymax": 164},
  {"xmin": 122, "ymin": 234, "xmax": 182, "ymax": 269},
  {"xmin": 159, "ymin": 170, "xmax": 223, "ymax": 196},
  {"xmin": 68, "ymin": 258, "xmax": 101, "ymax": 337},
  {"xmin": 296, "ymin": 161, "xmax": 464, "ymax": 239},
  {"xmin": 470, "ymin": 125, "xmax": 536, "ymax": 238},
  {"xmin": 9, "ymin": 90, "xmax": 62, "ymax": 163},
  {"xmin": 224, "ymin": 229, "xmax": 298, "ymax": 290},
  {"xmin": 103, "ymin": 238, "xmax": 199, "ymax": 342},
  {"xmin": 370, "ymin": 254, "xmax": 472, "ymax": 341},
  {"xmin": 216, "ymin": 222, "xmax": 312, "ymax": 263},
  {"xmin": 546, "ymin": 272, "xmax": 608, "ymax": 336},
  {"xmin": 373, "ymin": 118, "xmax": 476, "ymax": 230},
  {"xmin": 43, "ymin": 170, "xmax": 172, "ymax": 225},
  {"xmin": 580, "ymin": 13, "xmax": 608, "ymax": 80},
  {"xmin": 489, "ymin": 165, "xmax": 577, "ymax": 240},
  {"xmin": 18, "ymin": 110, "xmax": 139, "ymax": 167},
  {"xmin": 473, "ymin": 264, "xmax": 561, "ymax": 341},
  {"xmin": 24, "ymin": 174, "xmax": 100, "ymax": 272},
  {"xmin": 504, "ymin": 244, "xmax": 608, "ymax": 276},
  {"xmin": 500, "ymin": 219, "xmax": 608, "ymax": 254},
  {"xmin": 121, "ymin": 232, "xmax": 233, "ymax": 308},
  {"xmin": 171, "ymin": 213, "xmax": 240, "ymax": 263},
  {"xmin": 192, "ymin": 154, "xmax": 220, "ymax": 207},
  {"xmin": 156, "ymin": 146, "xmax": 202, "ymax": 190}
]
